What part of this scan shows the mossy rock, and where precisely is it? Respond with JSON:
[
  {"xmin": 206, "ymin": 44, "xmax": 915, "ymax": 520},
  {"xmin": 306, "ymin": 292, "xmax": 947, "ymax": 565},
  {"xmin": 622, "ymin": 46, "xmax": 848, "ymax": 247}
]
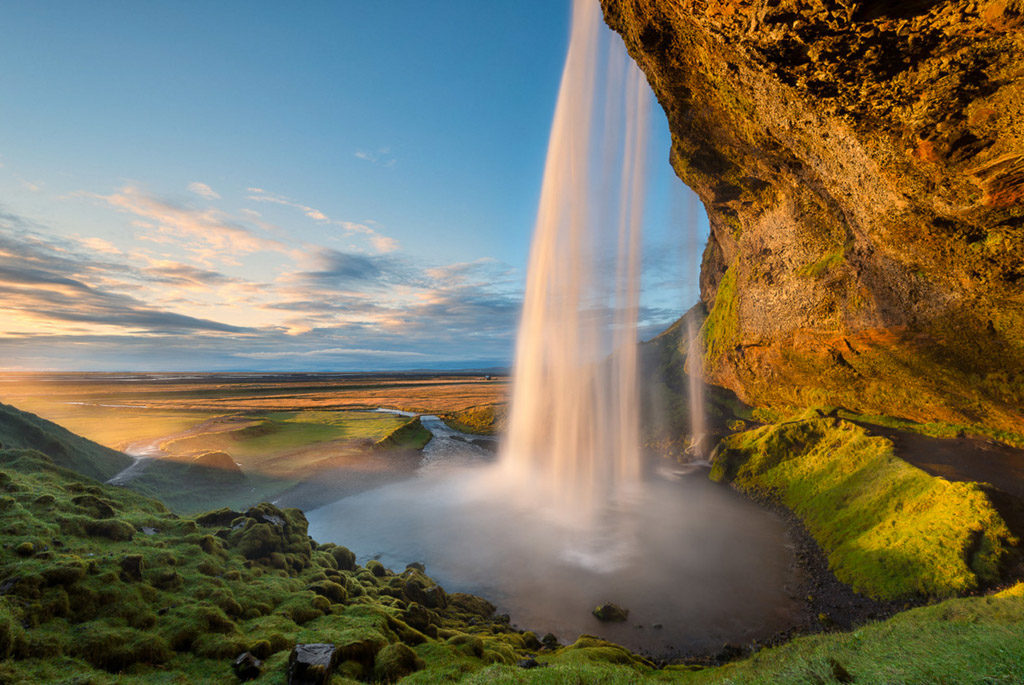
[
  {"xmin": 373, "ymin": 642, "xmax": 424, "ymax": 682},
  {"xmin": 448, "ymin": 592, "xmax": 495, "ymax": 618},
  {"xmin": 308, "ymin": 579, "xmax": 347, "ymax": 604}
]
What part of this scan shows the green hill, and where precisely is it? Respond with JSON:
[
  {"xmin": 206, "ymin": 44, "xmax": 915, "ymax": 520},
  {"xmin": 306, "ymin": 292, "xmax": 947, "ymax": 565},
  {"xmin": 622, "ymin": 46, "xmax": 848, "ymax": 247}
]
[{"xmin": 0, "ymin": 402, "xmax": 132, "ymax": 482}]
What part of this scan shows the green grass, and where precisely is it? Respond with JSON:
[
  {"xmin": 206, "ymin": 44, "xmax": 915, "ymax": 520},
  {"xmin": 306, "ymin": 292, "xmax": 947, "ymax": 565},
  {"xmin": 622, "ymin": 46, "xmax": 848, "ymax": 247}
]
[
  {"xmin": 0, "ymin": 448, "xmax": 537, "ymax": 684},
  {"xmin": 374, "ymin": 417, "xmax": 433, "ymax": 450},
  {"xmin": 165, "ymin": 410, "xmax": 410, "ymax": 464},
  {"xmin": 0, "ymin": 402, "xmax": 131, "ymax": 481},
  {"xmin": 711, "ymin": 414, "xmax": 1015, "ymax": 599},
  {"xmin": 442, "ymin": 404, "xmax": 506, "ymax": 436}
]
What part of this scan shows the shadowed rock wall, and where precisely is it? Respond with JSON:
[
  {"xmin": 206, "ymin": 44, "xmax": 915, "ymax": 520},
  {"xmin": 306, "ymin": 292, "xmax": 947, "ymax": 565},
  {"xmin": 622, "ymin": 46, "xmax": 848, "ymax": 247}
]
[{"xmin": 603, "ymin": 0, "xmax": 1024, "ymax": 435}]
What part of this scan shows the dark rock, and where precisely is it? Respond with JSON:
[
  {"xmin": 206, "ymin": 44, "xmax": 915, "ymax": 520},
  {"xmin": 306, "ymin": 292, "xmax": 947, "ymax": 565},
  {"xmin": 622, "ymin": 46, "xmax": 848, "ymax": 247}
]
[
  {"xmin": 592, "ymin": 603, "xmax": 629, "ymax": 622},
  {"xmin": 119, "ymin": 554, "xmax": 145, "ymax": 581},
  {"xmin": 233, "ymin": 651, "xmax": 262, "ymax": 681},
  {"xmin": 288, "ymin": 643, "xmax": 338, "ymax": 685},
  {"xmin": 405, "ymin": 561, "xmax": 425, "ymax": 573},
  {"xmin": 518, "ymin": 657, "xmax": 541, "ymax": 669},
  {"xmin": 652, "ymin": 622, "xmax": 664, "ymax": 630},
  {"xmin": 716, "ymin": 643, "xmax": 746, "ymax": 663},
  {"xmin": 540, "ymin": 633, "xmax": 560, "ymax": 650}
]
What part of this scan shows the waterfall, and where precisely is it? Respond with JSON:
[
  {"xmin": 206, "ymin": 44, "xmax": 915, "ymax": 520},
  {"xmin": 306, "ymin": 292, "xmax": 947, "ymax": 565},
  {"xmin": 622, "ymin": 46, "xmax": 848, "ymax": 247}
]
[{"xmin": 501, "ymin": 0, "xmax": 651, "ymax": 523}]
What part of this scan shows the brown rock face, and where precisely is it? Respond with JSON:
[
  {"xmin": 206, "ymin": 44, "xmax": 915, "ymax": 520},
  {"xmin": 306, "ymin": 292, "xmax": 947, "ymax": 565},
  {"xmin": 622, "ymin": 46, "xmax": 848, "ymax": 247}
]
[{"xmin": 603, "ymin": 0, "xmax": 1024, "ymax": 436}]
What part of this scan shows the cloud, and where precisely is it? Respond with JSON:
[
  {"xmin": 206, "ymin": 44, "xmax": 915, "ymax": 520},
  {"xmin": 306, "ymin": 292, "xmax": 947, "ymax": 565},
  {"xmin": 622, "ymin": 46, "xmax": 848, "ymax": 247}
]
[
  {"xmin": 142, "ymin": 260, "xmax": 238, "ymax": 288},
  {"xmin": 0, "ymin": 200, "xmax": 524, "ymax": 371},
  {"xmin": 88, "ymin": 185, "xmax": 294, "ymax": 262},
  {"xmin": 246, "ymin": 188, "xmax": 399, "ymax": 253},
  {"xmin": 236, "ymin": 347, "xmax": 428, "ymax": 360},
  {"xmin": 354, "ymin": 147, "xmax": 396, "ymax": 168},
  {"xmin": 187, "ymin": 182, "xmax": 221, "ymax": 200},
  {"xmin": 0, "ymin": 213, "xmax": 253, "ymax": 336}
]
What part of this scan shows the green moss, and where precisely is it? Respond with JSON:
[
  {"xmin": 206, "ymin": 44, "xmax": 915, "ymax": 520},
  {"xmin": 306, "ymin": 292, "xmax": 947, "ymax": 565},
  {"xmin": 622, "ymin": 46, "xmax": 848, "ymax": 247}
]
[
  {"xmin": 702, "ymin": 266, "xmax": 739, "ymax": 367},
  {"xmin": 374, "ymin": 642, "xmax": 425, "ymax": 681},
  {"xmin": 712, "ymin": 417, "xmax": 1015, "ymax": 598},
  {"xmin": 797, "ymin": 245, "xmax": 846, "ymax": 277}
]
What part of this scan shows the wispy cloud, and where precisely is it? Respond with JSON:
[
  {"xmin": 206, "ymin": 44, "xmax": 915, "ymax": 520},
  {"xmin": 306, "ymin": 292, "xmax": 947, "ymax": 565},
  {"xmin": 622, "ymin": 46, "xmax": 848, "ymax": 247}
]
[
  {"xmin": 354, "ymin": 147, "xmax": 396, "ymax": 168},
  {"xmin": 87, "ymin": 185, "xmax": 295, "ymax": 263},
  {"xmin": 187, "ymin": 181, "xmax": 221, "ymax": 200},
  {"xmin": 246, "ymin": 188, "xmax": 399, "ymax": 253}
]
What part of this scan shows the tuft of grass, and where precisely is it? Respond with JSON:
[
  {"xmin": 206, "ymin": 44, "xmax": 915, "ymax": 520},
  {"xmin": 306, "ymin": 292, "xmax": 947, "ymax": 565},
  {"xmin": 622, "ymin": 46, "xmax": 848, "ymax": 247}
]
[{"xmin": 711, "ymin": 416, "xmax": 1015, "ymax": 599}]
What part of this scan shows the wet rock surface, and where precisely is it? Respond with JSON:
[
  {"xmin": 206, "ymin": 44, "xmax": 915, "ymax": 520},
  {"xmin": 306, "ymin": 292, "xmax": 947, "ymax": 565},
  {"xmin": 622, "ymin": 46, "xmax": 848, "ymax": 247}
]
[
  {"xmin": 593, "ymin": 603, "xmax": 630, "ymax": 622},
  {"xmin": 288, "ymin": 643, "xmax": 338, "ymax": 685}
]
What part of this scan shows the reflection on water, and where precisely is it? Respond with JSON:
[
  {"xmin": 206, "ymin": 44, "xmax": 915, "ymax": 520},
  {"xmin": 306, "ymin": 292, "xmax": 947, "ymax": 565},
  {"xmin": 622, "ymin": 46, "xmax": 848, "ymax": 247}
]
[{"xmin": 307, "ymin": 457, "xmax": 801, "ymax": 657}]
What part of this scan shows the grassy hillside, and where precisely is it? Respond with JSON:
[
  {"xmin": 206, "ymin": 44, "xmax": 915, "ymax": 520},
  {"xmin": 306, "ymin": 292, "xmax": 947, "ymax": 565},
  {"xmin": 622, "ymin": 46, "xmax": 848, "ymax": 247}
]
[
  {"xmin": 3, "ymin": 401, "xmax": 1024, "ymax": 683},
  {"xmin": 711, "ymin": 414, "xmax": 1015, "ymax": 599},
  {"xmin": 0, "ymin": 448, "xmax": 556, "ymax": 683},
  {"xmin": 0, "ymin": 402, "xmax": 131, "ymax": 482}
]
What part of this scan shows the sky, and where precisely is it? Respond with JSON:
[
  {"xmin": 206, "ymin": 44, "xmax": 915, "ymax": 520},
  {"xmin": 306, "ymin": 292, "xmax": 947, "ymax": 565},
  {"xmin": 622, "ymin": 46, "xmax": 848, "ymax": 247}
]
[{"xmin": 0, "ymin": 1, "xmax": 706, "ymax": 372}]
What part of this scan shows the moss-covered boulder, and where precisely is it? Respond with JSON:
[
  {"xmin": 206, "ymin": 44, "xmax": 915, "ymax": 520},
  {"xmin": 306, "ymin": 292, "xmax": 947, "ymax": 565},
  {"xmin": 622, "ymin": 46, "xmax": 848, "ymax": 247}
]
[
  {"xmin": 219, "ymin": 503, "xmax": 312, "ymax": 571},
  {"xmin": 373, "ymin": 642, "xmax": 424, "ymax": 682}
]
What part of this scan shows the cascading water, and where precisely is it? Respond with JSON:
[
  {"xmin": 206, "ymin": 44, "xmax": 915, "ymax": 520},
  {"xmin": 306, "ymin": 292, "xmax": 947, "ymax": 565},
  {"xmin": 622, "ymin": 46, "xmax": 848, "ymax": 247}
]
[
  {"xmin": 500, "ymin": 0, "xmax": 651, "ymax": 523},
  {"xmin": 305, "ymin": 0, "xmax": 803, "ymax": 654}
]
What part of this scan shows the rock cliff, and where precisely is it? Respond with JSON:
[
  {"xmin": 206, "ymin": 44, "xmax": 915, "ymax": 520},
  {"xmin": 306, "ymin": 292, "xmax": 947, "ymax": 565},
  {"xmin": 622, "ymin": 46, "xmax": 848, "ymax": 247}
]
[{"xmin": 603, "ymin": 0, "xmax": 1024, "ymax": 437}]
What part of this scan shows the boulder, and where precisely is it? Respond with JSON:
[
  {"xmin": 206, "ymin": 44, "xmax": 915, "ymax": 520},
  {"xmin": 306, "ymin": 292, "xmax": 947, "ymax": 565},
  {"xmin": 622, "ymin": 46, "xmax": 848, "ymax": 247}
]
[
  {"xmin": 233, "ymin": 651, "xmax": 262, "ymax": 681},
  {"xmin": 120, "ymin": 554, "xmax": 145, "ymax": 581},
  {"xmin": 592, "ymin": 603, "xmax": 629, "ymax": 622},
  {"xmin": 373, "ymin": 642, "xmax": 424, "ymax": 682},
  {"xmin": 288, "ymin": 643, "xmax": 338, "ymax": 685}
]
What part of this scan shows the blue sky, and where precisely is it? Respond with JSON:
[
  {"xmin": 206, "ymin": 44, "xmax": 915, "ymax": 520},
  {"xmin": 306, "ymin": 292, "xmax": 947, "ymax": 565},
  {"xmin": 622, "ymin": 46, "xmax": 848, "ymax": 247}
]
[{"xmin": 0, "ymin": 1, "xmax": 706, "ymax": 371}]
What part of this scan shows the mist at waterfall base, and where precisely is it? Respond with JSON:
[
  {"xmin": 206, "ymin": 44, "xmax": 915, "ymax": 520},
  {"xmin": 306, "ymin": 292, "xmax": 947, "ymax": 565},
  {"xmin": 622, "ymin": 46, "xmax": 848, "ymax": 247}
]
[{"xmin": 307, "ymin": 0, "xmax": 799, "ymax": 656}]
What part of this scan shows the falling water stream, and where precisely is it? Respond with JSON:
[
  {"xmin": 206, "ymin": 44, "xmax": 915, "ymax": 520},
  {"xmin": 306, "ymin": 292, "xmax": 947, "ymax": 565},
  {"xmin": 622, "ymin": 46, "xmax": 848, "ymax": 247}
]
[{"xmin": 307, "ymin": 0, "xmax": 801, "ymax": 656}]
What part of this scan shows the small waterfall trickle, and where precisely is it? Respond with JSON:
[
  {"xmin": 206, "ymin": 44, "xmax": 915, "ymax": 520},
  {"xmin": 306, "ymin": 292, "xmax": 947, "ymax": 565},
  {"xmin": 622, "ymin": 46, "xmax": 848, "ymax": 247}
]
[{"xmin": 500, "ymin": 0, "xmax": 651, "ymax": 527}]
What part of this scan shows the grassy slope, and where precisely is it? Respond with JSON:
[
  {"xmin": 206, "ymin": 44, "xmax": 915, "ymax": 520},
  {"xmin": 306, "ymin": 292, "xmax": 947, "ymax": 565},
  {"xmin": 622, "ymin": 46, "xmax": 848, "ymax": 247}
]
[
  {"xmin": 442, "ymin": 404, "xmax": 507, "ymax": 436},
  {"xmin": 373, "ymin": 417, "xmax": 433, "ymax": 451},
  {"xmin": 0, "ymin": 448, "xmax": 553, "ymax": 684},
  {"xmin": 3, "ymin": 403, "xmax": 1024, "ymax": 683},
  {"xmin": 711, "ymin": 414, "xmax": 1014, "ymax": 599},
  {"xmin": 0, "ymin": 402, "xmax": 131, "ymax": 482}
]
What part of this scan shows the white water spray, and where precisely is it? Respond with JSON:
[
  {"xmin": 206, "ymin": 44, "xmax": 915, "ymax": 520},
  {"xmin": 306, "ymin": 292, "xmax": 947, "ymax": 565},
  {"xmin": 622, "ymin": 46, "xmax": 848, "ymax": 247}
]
[{"xmin": 501, "ymin": 0, "xmax": 651, "ymax": 523}]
